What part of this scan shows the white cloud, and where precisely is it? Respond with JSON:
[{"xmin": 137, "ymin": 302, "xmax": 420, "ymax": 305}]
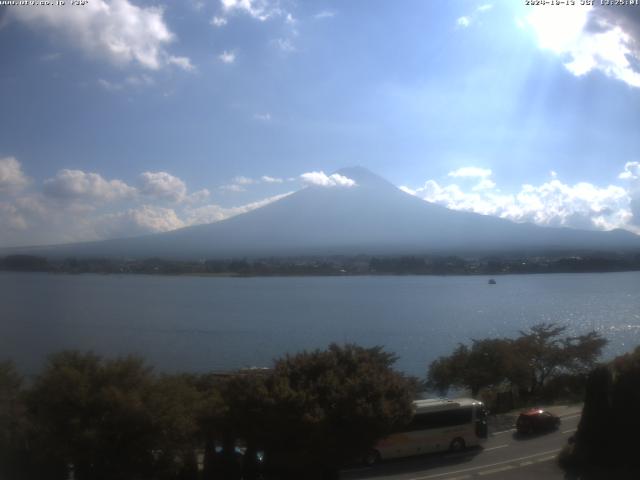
[
  {"xmin": 0, "ymin": 163, "xmax": 299, "ymax": 246},
  {"xmin": 0, "ymin": 203, "xmax": 27, "ymax": 230},
  {"xmin": 403, "ymin": 173, "xmax": 632, "ymax": 232},
  {"xmin": 273, "ymin": 38, "xmax": 295, "ymax": 52},
  {"xmin": 300, "ymin": 171, "xmax": 357, "ymax": 188},
  {"xmin": 211, "ymin": 15, "xmax": 228, "ymax": 27},
  {"xmin": 43, "ymin": 169, "xmax": 135, "ymax": 202},
  {"xmin": 457, "ymin": 16, "xmax": 471, "ymax": 28},
  {"xmin": 167, "ymin": 56, "xmax": 195, "ymax": 71},
  {"xmin": 220, "ymin": 184, "xmax": 246, "ymax": 193},
  {"xmin": 261, "ymin": 175, "xmax": 283, "ymax": 183},
  {"xmin": 138, "ymin": 171, "xmax": 188, "ymax": 203},
  {"xmin": 186, "ymin": 189, "xmax": 211, "ymax": 204},
  {"xmin": 10, "ymin": 0, "xmax": 192, "ymax": 71},
  {"xmin": 528, "ymin": 5, "xmax": 640, "ymax": 88},
  {"xmin": 472, "ymin": 178, "xmax": 496, "ymax": 191},
  {"xmin": 619, "ymin": 161, "xmax": 640, "ymax": 180},
  {"xmin": 233, "ymin": 176, "xmax": 255, "ymax": 185},
  {"xmin": 185, "ymin": 192, "xmax": 292, "ymax": 225},
  {"xmin": 314, "ymin": 10, "xmax": 335, "ymax": 20},
  {"xmin": 448, "ymin": 166, "xmax": 492, "ymax": 178},
  {"xmin": 456, "ymin": 4, "xmax": 493, "ymax": 29},
  {"xmin": 97, "ymin": 205, "xmax": 185, "ymax": 238},
  {"xmin": 221, "ymin": 174, "xmax": 282, "ymax": 191},
  {"xmin": 253, "ymin": 112, "xmax": 272, "ymax": 121},
  {"xmin": 221, "ymin": 0, "xmax": 280, "ymax": 21},
  {"xmin": 0, "ymin": 157, "xmax": 29, "ymax": 194},
  {"xmin": 98, "ymin": 75, "xmax": 155, "ymax": 92},
  {"xmin": 218, "ymin": 50, "xmax": 236, "ymax": 64}
]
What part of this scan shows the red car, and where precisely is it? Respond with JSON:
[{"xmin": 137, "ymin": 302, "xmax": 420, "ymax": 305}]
[{"xmin": 516, "ymin": 408, "xmax": 561, "ymax": 434}]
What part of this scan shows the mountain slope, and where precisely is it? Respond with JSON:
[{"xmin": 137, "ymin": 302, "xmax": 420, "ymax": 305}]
[{"xmin": 15, "ymin": 167, "xmax": 640, "ymax": 258}]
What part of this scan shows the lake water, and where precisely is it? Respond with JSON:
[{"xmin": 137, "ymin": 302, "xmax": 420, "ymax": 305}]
[{"xmin": 2, "ymin": 272, "xmax": 640, "ymax": 378}]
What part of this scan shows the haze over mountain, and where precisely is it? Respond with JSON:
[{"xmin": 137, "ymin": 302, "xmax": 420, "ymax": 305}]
[{"xmin": 10, "ymin": 167, "xmax": 640, "ymax": 259}]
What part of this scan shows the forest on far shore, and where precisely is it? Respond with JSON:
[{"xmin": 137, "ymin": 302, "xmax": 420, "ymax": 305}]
[{"xmin": 3, "ymin": 251, "xmax": 640, "ymax": 276}]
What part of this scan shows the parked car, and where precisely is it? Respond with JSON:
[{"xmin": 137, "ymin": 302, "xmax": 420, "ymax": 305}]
[{"xmin": 516, "ymin": 408, "xmax": 561, "ymax": 434}]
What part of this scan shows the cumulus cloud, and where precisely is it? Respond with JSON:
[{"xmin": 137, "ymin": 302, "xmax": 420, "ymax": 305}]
[
  {"xmin": 617, "ymin": 161, "xmax": 640, "ymax": 226},
  {"xmin": 314, "ymin": 10, "xmax": 335, "ymax": 20},
  {"xmin": 233, "ymin": 176, "xmax": 255, "ymax": 185},
  {"xmin": 619, "ymin": 161, "xmax": 640, "ymax": 180},
  {"xmin": 9, "ymin": 0, "xmax": 192, "ymax": 71},
  {"xmin": 272, "ymin": 37, "xmax": 296, "ymax": 52},
  {"xmin": 456, "ymin": 4, "xmax": 492, "ymax": 28},
  {"xmin": 185, "ymin": 191, "xmax": 292, "ymax": 225},
  {"xmin": 186, "ymin": 189, "xmax": 211, "ymax": 204},
  {"xmin": 457, "ymin": 16, "xmax": 471, "ymax": 28},
  {"xmin": 167, "ymin": 56, "xmax": 195, "ymax": 71},
  {"xmin": 0, "ymin": 202, "xmax": 27, "ymax": 230},
  {"xmin": 96, "ymin": 205, "xmax": 185, "ymax": 238},
  {"xmin": 220, "ymin": 174, "xmax": 284, "ymax": 191},
  {"xmin": 218, "ymin": 50, "xmax": 236, "ymax": 64},
  {"xmin": 253, "ymin": 113, "xmax": 272, "ymax": 121},
  {"xmin": 402, "ymin": 170, "xmax": 632, "ymax": 233},
  {"xmin": 527, "ymin": 5, "xmax": 640, "ymax": 87},
  {"xmin": 300, "ymin": 171, "xmax": 357, "ymax": 188},
  {"xmin": 138, "ymin": 171, "xmax": 188, "ymax": 202},
  {"xmin": 43, "ymin": 169, "xmax": 135, "ymax": 202},
  {"xmin": 221, "ymin": 0, "xmax": 280, "ymax": 22},
  {"xmin": 211, "ymin": 15, "xmax": 228, "ymax": 27},
  {"xmin": 0, "ymin": 162, "xmax": 296, "ymax": 246},
  {"xmin": 0, "ymin": 157, "xmax": 29, "ymax": 194},
  {"xmin": 261, "ymin": 175, "xmax": 283, "ymax": 183}
]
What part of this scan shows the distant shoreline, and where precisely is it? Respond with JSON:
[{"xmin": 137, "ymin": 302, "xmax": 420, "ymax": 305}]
[{"xmin": 3, "ymin": 252, "xmax": 640, "ymax": 277}]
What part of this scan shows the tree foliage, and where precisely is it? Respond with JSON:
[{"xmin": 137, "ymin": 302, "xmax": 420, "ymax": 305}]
[
  {"xmin": 1, "ymin": 344, "xmax": 414, "ymax": 479},
  {"xmin": 427, "ymin": 323, "xmax": 607, "ymax": 399},
  {"xmin": 266, "ymin": 344, "xmax": 414, "ymax": 471},
  {"xmin": 561, "ymin": 346, "xmax": 640, "ymax": 478}
]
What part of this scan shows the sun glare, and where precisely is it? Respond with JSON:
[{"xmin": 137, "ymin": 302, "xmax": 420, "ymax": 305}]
[{"xmin": 527, "ymin": 5, "xmax": 592, "ymax": 54}]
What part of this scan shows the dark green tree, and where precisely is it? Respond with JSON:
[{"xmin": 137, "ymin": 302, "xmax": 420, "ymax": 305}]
[
  {"xmin": 0, "ymin": 361, "xmax": 29, "ymax": 479},
  {"xmin": 427, "ymin": 324, "xmax": 607, "ymax": 399},
  {"xmin": 25, "ymin": 351, "xmax": 157, "ymax": 480},
  {"xmin": 561, "ymin": 346, "xmax": 640, "ymax": 478},
  {"xmin": 263, "ymin": 344, "xmax": 415, "ymax": 476},
  {"xmin": 427, "ymin": 340, "xmax": 515, "ymax": 396},
  {"xmin": 515, "ymin": 323, "xmax": 607, "ymax": 395}
]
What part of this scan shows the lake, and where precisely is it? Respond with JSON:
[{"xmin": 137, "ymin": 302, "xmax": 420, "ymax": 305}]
[{"xmin": 2, "ymin": 271, "xmax": 640, "ymax": 377}]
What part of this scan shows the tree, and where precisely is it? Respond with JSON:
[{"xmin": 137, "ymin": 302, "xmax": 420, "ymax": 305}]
[
  {"xmin": 427, "ymin": 323, "xmax": 607, "ymax": 400},
  {"xmin": 0, "ymin": 361, "xmax": 29, "ymax": 479},
  {"xmin": 147, "ymin": 374, "xmax": 203, "ymax": 480},
  {"xmin": 561, "ymin": 346, "xmax": 640, "ymax": 478},
  {"xmin": 427, "ymin": 340, "xmax": 514, "ymax": 396},
  {"xmin": 25, "ymin": 352, "xmax": 158, "ymax": 480},
  {"xmin": 261, "ymin": 344, "xmax": 415, "ymax": 476},
  {"xmin": 427, "ymin": 344, "xmax": 469, "ymax": 395},
  {"xmin": 515, "ymin": 323, "xmax": 607, "ymax": 396}
]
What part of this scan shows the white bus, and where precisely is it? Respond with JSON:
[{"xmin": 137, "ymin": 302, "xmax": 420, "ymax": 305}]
[{"xmin": 365, "ymin": 398, "xmax": 488, "ymax": 465}]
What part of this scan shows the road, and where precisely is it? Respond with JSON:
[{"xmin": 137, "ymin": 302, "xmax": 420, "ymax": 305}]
[{"xmin": 341, "ymin": 409, "xmax": 581, "ymax": 480}]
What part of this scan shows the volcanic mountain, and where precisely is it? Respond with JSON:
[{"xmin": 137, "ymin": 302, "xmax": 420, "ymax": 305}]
[{"xmin": 16, "ymin": 167, "xmax": 640, "ymax": 258}]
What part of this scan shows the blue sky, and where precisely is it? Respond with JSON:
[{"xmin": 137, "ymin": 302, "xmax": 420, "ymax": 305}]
[{"xmin": 1, "ymin": 0, "xmax": 640, "ymax": 247}]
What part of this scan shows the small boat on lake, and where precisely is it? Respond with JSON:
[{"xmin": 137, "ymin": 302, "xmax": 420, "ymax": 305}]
[{"xmin": 488, "ymin": 279, "xmax": 497, "ymax": 285}]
